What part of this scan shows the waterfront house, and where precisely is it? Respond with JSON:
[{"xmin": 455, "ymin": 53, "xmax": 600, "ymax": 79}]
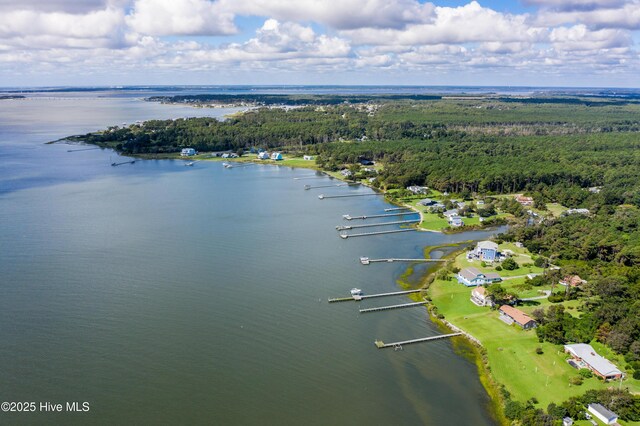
[
  {"xmin": 448, "ymin": 215, "xmax": 464, "ymax": 227},
  {"xmin": 340, "ymin": 169, "xmax": 353, "ymax": 178},
  {"xmin": 257, "ymin": 151, "xmax": 270, "ymax": 160},
  {"xmin": 303, "ymin": 155, "xmax": 314, "ymax": 160},
  {"xmin": 457, "ymin": 267, "xmax": 502, "ymax": 286},
  {"xmin": 562, "ymin": 417, "xmax": 573, "ymax": 426},
  {"xmin": 515, "ymin": 195, "xmax": 534, "ymax": 206},
  {"xmin": 407, "ymin": 185, "xmax": 429, "ymax": 195},
  {"xmin": 470, "ymin": 286, "xmax": 493, "ymax": 307},
  {"xmin": 475, "ymin": 241, "xmax": 499, "ymax": 261},
  {"xmin": 564, "ymin": 208, "xmax": 590, "ymax": 216},
  {"xmin": 181, "ymin": 148, "xmax": 196, "ymax": 156},
  {"xmin": 564, "ymin": 344, "xmax": 624, "ymax": 380},
  {"xmin": 271, "ymin": 152, "xmax": 283, "ymax": 161},
  {"xmin": 559, "ymin": 275, "xmax": 586, "ymax": 287},
  {"xmin": 417, "ymin": 198, "xmax": 435, "ymax": 206},
  {"xmin": 499, "ymin": 305, "xmax": 537, "ymax": 329},
  {"xmin": 428, "ymin": 203, "xmax": 446, "ymax": 212},
  {"xmin": 587, "ymin": 403, "xmax": 619, "ymax": 425},
  {"xmin": 443, "ymin": 209, "xmax": 459, "ymax": 218}
]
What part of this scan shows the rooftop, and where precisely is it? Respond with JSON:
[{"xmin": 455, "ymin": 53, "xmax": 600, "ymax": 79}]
[
  {"xmin": 565, "ymin": 344, "xmax": 622, "ymax": 378},
  {"xmin": 499, "ymin": 305, "xmax": 535, "ymax": 326}
]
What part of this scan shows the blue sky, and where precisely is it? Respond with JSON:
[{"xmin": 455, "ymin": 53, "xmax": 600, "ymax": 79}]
[{"xmin": 0, "ymin": 0, "xmax": 638, "ymax": 87}]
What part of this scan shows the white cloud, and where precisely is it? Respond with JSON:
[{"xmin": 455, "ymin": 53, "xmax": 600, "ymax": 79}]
[
  {"xmin": 549, "ymin": 25, "xmax": 631, "ymax": 50},
  {"xmin": 220, "ymin": 0, "xmax": 435, "ymax": 30},
  {"xmin": 342, "ymin": 2, "xmax": 544, "ymax": 46},
  {"xmin": 126, "ymin": 0, "xmax": 237, "ymax": 36},
  {"xmin": 523, "ymin": 0, "xmax": 628, "ymax": 12},
  {"xmin": 535, "ymin": 1, "xmax": 640, "ymax": 29}
]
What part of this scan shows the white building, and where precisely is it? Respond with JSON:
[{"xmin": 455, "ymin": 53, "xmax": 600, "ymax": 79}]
[
  {"xmin": 587, "ymin": 403, "xmax": 618, "ymax": 425},
  {"xmin": 470, "ymin": 286, "xmax": 493, "ymax": 307},
  {"xmin": 181, "ymin": 148, "xmax": 196, "ymax": 156},
  {"xmin": 457, "ymin": 267, "xmax": 502, "ymax": 286},
  {"xmin": 303, "ymin": 155, "xmax": 314, "ymax": 160},
  {"xmin": 271, "ymin": 152, "xmax": 283, "ymax": 161},
  {"xmin": 257, "ymin": 152, "xmax": 270, "ymax": 160}
]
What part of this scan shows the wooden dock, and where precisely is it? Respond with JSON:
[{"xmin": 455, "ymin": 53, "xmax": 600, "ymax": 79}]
[
  {"xmin": 384, "ymin": 207, "xmax": 411, "ymax": 212},
  {"xmin": 319, "ymin": 193, "xmax": 381, "ymax": 200},
  {"xmin": 360, "ymin": 257, "xmax": 446, "ymax": 265},
  {"xmin": 305, "ymin": 183, "xmax": 357, "ymax": 190},
  {"xmin": 343, "ymin": 212, "xmax": 419, "ymax": 220},
  {"xmin": 359, "ymin": 301, "xmax": 427, "ymax": 313},
  {"xmin": 111, "ymin": 160, "xmax": 135, "ymax": 166},
  {"xmin": 374, "ymin": 333, "xmax": 462, "ymax": 349},
  {"xmin": 336, "ymin": 219, "xmax": 419, "ymax": 231},
  {"xmin": 328, "ymin": 289, "xmax": 422, "ymax": 303},
  {"xmin": 340, "ymin": 229, "xmax": 416, "ymax": 238}
]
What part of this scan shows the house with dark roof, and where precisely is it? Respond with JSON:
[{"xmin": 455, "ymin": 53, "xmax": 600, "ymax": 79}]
[
  {"xmin": 457, "ymin": 267, "xmax": 502, "ymax": 287},
  {"xmin": 564, "ymin": 344, "xmax": 624, "ymax": 381},
  {"xmin": 499, "ymin": 305, "xmax": 537, "ymax": 329}
]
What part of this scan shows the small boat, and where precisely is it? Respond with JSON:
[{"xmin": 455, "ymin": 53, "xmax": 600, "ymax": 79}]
[
  {"xmin": 223, "ymin": 162, "xmax": 232, "ymax": 168},
  {"xmin": 185, "ymin": 162, "xmax": 194, "ymax": 166},
  {"xmin": 350, "ymin": 288, "xmax": 363, "ymax": 296}
]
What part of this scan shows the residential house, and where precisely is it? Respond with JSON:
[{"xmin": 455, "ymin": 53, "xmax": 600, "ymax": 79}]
[
  {"xmin": 564, "ymin": 344, "xmax": 624, "ymax": 380},
  {"xmin": 358, "ymin": 158, "xmax": 374, "ymax": 166},
  {"xmin": 499, "ymin": 305, "xmax": 537, "ymax": 329},
  {"xmin": 476, "ymin": 200, "xmax": 485, "ymax": 206},
  {"xmin": 303, "ymin": 155, "xmax": 314, "ymax": 160},
  {"xmin": 470, "ymin": 286, "xmax": 493, "ymax": 307},
  {"xmin": 559, "ymin": 275, "xmax": 586, "ymax": 287},
  {"xmin": 448, "ymin": 215, "xmax": 464, "ymax": 227},
  {"xmin": 257, "ymin": 152, "xmax": 270, "ymax": 160},
  {"xmin": 407, "ymin": 185, "xmax": 429, "ymax": 195},
  {"xmin": 564, "ymin": 208, "xmax": 590, "ymax": 216},
  {"xmin": 428, "ymin": 203, "xmax": 446, "ymax": 213},
  {"xmin": 417, "ymin": 198, "xmax": 436, "ymax": 206},
  {"xmin": 475, "ymin": 241, "xmax": 499, "ymax": 261},
  {"xmin": 457, "ymin": 267, "xmax": 502, "ymax": 286},
  {"xmin": 271, "ymin": 152, "xmax": 283, "ymax": 161},
  {"xmin": 587, "ymin": 403, "xmax": 619, "ymax": 425},
  {"xmin": 180, "ymin": 148, "xmax": 196, "ymax": 156},
  {"xmin": 340, "ymin": 169, "xmax": 353, "ymax": 178},
  {"xmin": 443, "ymin": 209, "xmax": 459, "ymax": 219},
  {"xmin": 515, "ymin": 195, "xmax": 534, "ymax": 206},
  {"xmin": 562, "ymin": 417, "xmax": 573, "ymax": 426}
]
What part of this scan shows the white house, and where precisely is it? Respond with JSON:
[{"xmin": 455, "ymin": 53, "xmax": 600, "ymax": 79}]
[
  {"xmin": 271, "ymin": 152, "xmax": 283, "ymax": 161},
  {"xmin": 475, "ymin": 241, "xmax": 499, "ymax": 261},
  {"xmin": 564, "ymin": 208, "xmax": 590, "ymax": 216},
  {"xmin": 257, "ymin": 152, "xmax": 270, "ymax": 160},
  {"xmin": 443, "ymin": 209, "xmax": 459, "ymax": 218},
  {"xmin": 587, "ymin": 403, "xmax": 618, "ymax": 425},
  {"xmin": 303, "ymin": 155, "xmax": 314, "ymax": 160},
  {"xmin": 457, "ymin": 267, "xmax": 502, "ymax": 286},
  {"xmin": 564, "ymin": 344, "xmax": 624, "ymax": 380},
  {"xmin": 181, "ymin": 148, "xmax": 196, "ymax": 156},
  {"xmin": 470, "ymin": 286, "xmax": 493, "ymax": 307},
  {"xmin": 407, "ymin": 185, "xmax": 429, "ymax": 195},
  {"xmin": 449, "ymin": 215, "xmax": 464, "ymax": 227}
]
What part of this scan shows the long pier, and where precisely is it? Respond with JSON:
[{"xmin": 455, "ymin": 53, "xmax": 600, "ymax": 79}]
[
  {"xmin": 336, "ymin": 219, "xmax": 419, "ymax": 231},
  {"xmin": 343, "ymin": 212, "xmax": 418, "ymax": 220},
  {"xmin": 111, "ymin": 160, "xmax": 135, "ymax": 166},
  {"xmin": 319, "ymin": 193, "xmax": 381, "ymax": 200},
  {"xmin": 340, "ymin": 229, "xmax": 416, "ymax": 238},
  {"xmin": 374, "ymin": 333, "xmax": 462, "ymax": 349},
  {"xmin": 294, "ymin": 175, "xmax": 326, "ymax": 180},
  {"xmin": 327, "ymin": 289, "xmax": 422, "ymax": 303},
  {"xmin": 384, "ymin": 207, "xmax": 411, "ymax": 212},
  {"xmin": 360, "ymin": 257, "xmax": 446, "ymax": 265},
  {"xmin": 305, "ymin": 183, "xmax": 359, "ymax": 190},
  {"xmin": 359, "ymin": 301, "xmax": 427, "ymax": 313},
  {"xmin": 67, "ymin": 147, "xmax": 99, "ymax": 152}
]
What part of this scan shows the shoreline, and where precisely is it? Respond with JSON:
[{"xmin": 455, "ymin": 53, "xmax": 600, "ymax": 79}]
[{"xmin": 74, "ymin": 143, "xmax": 510, "ymax": 424}]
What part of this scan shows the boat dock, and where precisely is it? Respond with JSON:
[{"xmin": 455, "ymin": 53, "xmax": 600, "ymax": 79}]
[
  {"xmin": 294, "ymin": 175, "xmax": 326, "ymax": 180},
  {"xmin": 305, "ymin": 183, "xmax": 359, "ymax": 190},
  {"xmin": 343, "ymin": 212, "xmax": 419, "ymax": 220},
  {"xmin": 360, "ymin": 257, "xmax": 446, "ymax": 265},
  {"xmin": 328, "ymin": 289, "xmax": 422, "ymax": 303},
  {"xmin": 319, "ymin": 193, "xmax": 381, "ymax": 200},
  {"xmin": 67, "ymin": 147, "xmax": 99, "ymax": 152},
  {"xmin": 111, "ymin": 160, "xmax": 135, "ymax": 166},
  {"xmin": 336, "ymin": 219, "xmax": 419, "ymax": 231},
  {"xmin": 374, "ymin": 333, "xmax": 462, "ymax": 349},
  {"xmin": 359, "ymin": 300, "xmax": 427, "ymax": 313},
  {"xmin": 384, "ymin": 207, "xmax": 411, "ymax": 212},
  {"xmin": 340, "ymin": 229, "xmax": 417, "ymax": 238}
]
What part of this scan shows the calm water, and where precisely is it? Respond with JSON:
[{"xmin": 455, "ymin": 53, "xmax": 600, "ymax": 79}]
[{"xmin": 0, "ymin": 92, "xmax": 498, "ymax": 425}]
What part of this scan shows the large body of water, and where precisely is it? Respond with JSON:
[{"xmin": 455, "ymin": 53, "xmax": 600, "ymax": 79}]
[{"xmin": 0, "ymin": 90, "xmax": 499, "ymax": 424}]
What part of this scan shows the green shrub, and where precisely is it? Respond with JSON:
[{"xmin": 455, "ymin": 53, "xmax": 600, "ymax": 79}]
[
  {"xmin": 569, "ymin": 376, "xmax": 583, "ymax": 386},
  {"xmin": 495, "ymin": 265, "xmax": 503, "ymax": 271},
  {"xmin": 579, "ymin": 369, "xmax": 593, "ymax": 378},
  {"xmin": 535, "ymin": 347, "xmax": 544, "ymax": 355},
  {"xmin": 633, "ymin": 370, "xmax": 640, "ymax": 380},
  {"xmin": 502, "ymin": 257, "xmax": 519, "ymax": 270}
]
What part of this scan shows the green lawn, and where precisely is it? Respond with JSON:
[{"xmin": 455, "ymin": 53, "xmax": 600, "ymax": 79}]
[
  {"xmin": 429, "ymin": 277, "xmax": 640, "ymax": 408},
  {"xmin": 428, "ymin": 245, "xmax": 640, "ymax": 411}
]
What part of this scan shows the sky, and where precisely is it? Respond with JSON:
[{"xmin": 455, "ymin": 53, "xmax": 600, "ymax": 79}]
[{"xmin": 0, "ymin": 0, "xmax": 639, "ymax": 88}]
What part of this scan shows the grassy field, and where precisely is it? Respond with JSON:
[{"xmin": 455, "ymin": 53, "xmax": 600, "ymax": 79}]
[{"xmin": 428, "ymin": 247, "xmax": 640, "ymax": 416}]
